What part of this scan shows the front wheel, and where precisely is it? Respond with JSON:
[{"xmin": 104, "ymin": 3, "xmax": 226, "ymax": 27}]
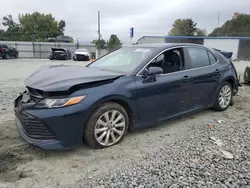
[
  {"xmin": 212, "ymin": 81, "xmax": 232, "ymax": 111},
  {"xmin": 83, "ymin": 102, "xmax": 129, "ymax": 149}
]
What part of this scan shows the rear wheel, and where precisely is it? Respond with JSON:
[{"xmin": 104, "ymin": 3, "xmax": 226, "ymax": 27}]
[
  {"xmin": 244, "ymin": 66, "xmax": 250, "ymax": 83},
  {"xmin": 3, "ymin": 53, "xmax": 10, "ymax": 59},
  {"xmin": 212, "ymin": 81, "xmax": 232, "ymax": 111},
  {"xmin": 83, "ymin": 102, "xmax": 129, "ymax": 149}
]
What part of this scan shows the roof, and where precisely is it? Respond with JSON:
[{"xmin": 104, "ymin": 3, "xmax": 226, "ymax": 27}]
[
  {"xmin": 125, "ymin": 43, "xmax": 204, "ymax": 49},
  {"xmin": 137, "ymin": 35, "xmax": 250, "ymax": 42}
]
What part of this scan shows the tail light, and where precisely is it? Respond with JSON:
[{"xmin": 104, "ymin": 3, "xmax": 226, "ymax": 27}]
[{"xmin": 0, "ymin": 48, "xmax": 4, "ymax": 52}]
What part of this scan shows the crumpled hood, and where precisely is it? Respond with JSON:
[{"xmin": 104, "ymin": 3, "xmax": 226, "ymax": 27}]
[{"xmin": 24, "ymin": 65, "xmax": 122, "ymax": 92}]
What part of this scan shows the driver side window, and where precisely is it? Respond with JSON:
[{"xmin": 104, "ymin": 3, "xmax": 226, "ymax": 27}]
[{"xmin": 144, "ymin": 48, "xmax": 184, "ymax": 75}]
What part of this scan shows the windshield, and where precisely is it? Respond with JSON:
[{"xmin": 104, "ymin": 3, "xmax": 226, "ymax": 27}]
[{"xmin": 88, "ymin": 47, "xmax": 153, "ymax": 73}]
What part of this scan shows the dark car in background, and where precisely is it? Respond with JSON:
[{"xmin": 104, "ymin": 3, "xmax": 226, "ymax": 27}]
[
  {"xmin": 47, "ymin": 36, "xmax": 73, "ymax": 43},
  {"xmin": 49, "ymin": 48, "xmax": 71, "ymax": 60},
  {"xmin": 0, "ymin": 44, "xmax": 19, "ymax": 59},
  {"xmin": 14, "ymin": 43, "xmax": 240, "ymax": 150}
]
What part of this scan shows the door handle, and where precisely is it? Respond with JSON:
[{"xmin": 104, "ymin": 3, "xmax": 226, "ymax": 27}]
[
  {"xmin": 181, "ymin": 75, "xmax": 193, "ymax": 82},
  {"xmin": 215, "ymin": 69, "xmax": 220, "ymax": 73}
]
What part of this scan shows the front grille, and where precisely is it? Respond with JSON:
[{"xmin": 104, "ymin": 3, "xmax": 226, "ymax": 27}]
[
  {"xmin": 16, "ymin": 111, "xmax": 54, "ymax": 140},
  {"xmin": 76, "ymin": 54, "xmax": 88, "ymax": 60}
]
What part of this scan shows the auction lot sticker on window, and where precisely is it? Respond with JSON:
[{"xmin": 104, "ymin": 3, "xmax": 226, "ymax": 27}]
[{"xmin": 134, "ymin": 48, "xmax": 151, "ymax": 53}]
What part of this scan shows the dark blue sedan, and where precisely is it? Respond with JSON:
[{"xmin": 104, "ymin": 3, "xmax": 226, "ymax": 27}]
[{"xmin": 14, "ymin": 43, "xmax": 240, "ymax": 149}]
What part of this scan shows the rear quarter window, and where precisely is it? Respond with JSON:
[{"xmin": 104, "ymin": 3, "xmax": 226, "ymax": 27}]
[
  {"xmin": 187, "ymin": 48, "xmax": 210, "ymax": 69},
  {"xmin": 208, "ymin": 51, "xmax": 217, "ymax": 64}
]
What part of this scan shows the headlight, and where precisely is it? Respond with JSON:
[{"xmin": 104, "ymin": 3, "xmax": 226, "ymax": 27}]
[{"xmin": 35, "ymin": 96, "xmax": 86, "ymax": 108}]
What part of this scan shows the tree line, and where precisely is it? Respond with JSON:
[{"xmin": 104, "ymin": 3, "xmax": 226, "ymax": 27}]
[
  {"xmin": 0, "ymin": 12, "xmax": 249, "ymax": 51},
  {"xmin": 169, "ymin": 13, "xmax": 250, "ymax": 37},
  {"xmin": 0, "ymin": 12, "xmax": 66, "ymax": 41}
]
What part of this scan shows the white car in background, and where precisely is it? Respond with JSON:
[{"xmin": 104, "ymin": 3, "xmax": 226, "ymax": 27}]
[{"xmin": 73, "ymin": 49, "xmax": 90, "ymax": 61}]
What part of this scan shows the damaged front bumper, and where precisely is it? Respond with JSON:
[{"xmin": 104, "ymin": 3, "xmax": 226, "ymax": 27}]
[{"xmin": 13, "ymin": 91, "xmax": 91, "ymax": 150}]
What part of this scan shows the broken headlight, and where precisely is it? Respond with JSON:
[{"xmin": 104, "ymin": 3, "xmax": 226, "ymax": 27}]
[{"xmin": 35, "ymin": 96, "xmax": 86, "ymax": 108}]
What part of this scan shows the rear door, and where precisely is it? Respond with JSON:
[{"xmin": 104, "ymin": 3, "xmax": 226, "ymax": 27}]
[{"xmin": 183, "ymin": 47, "xmax": 220, "ymax": 109}]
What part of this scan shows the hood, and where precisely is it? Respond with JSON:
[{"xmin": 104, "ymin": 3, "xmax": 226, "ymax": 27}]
[
  {"xmin": 75, "ymin": 51, "xmax": 89, "ymax": 55},
  {"xmin": 51, "ymin": 48, "xmax": 67, "ymax": 52},
  {"xmin": 24, "ymin": 65, "xmax": 122, "ymax": 92}
]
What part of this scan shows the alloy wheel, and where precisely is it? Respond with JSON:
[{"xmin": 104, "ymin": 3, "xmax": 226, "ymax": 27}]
[
  {"xmin": 94, "ymin": 110, "xmax": 126, "ymax": 146},
  {"xmin": 218, "ymin": 85, "xmax": 232, "ymax": 108}
]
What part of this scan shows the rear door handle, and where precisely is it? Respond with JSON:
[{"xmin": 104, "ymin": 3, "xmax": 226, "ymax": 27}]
[
  {"xmin": 181, "ymin": 75, "xmax": 193, "ymax": 82},
  {"xmin": 215, "ymin": 69, "xmax": 220, "ymax": 73}
]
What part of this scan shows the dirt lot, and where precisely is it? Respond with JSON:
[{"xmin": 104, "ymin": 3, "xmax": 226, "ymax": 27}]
[{"xmin": 0, "ymin": 59, "xmax": 250, "ymax": 188}]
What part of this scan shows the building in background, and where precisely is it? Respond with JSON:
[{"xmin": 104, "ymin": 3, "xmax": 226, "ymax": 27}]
[
  {"xmin": 137, "ymin": 36, "xmax": 250, "ymax": 60},
  {"xmin": 137, "ymin": 36, "xmax": 166, "ymax": 44}
]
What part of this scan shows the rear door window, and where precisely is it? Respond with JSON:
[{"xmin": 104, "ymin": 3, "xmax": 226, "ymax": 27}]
[{"xmin": 187, "ymin": 48, "xmax": 210, "ymax": 69}]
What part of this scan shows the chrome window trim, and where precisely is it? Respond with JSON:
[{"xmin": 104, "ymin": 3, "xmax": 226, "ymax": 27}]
[{"xmin": 136, "ymin": 45, "xmax": 219, "ymax": 77}]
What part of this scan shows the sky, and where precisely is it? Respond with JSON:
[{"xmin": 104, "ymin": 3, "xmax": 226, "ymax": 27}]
[{"xmin": 1, "ymin": 0, "xmax": 249, "ymax": 44}]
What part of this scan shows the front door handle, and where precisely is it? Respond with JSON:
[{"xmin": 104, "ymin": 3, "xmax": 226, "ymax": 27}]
[
  {"xmin": 215, "ymin": 69, "xmax": 220, "ymax": 73},
  {"xmin": 181, "ymin": 75, "xmax": 193, "ymax": 82}
]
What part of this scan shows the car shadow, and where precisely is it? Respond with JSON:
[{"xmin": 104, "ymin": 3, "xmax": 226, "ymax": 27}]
[{"xmin": 129, "ymin": 108, "xmax": 215, "ymax": 135}]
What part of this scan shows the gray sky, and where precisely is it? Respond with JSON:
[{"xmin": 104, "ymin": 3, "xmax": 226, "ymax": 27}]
[{"xmin": 1, "ymin": 0, "xmax": 249, "ymax": 44}]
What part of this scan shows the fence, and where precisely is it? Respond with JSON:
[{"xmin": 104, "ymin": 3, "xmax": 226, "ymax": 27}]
[{"xmin": 0, "ymin": 41, "xmax": 108, "ymax": 59}]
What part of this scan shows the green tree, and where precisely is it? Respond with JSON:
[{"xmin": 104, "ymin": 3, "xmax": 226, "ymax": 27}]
[
  {"xmin": 2, "ymin": 15, "xmax": 21, "ymax": 40},
  {"xmin": 18, "ymin": 12, "xmax": 66, "ymax": 41},
  {"xmin": 92, "ymin": 39, "xmax": 107, "ymax": 49},
  {"xmin": 195, "ymin": 29, "xmax": 207, "ymax": 36},
  {"xmin": 169, "ymin": 19, "xmax": 197, "ymax": 36},
  {"xmin": 107, "ymin": 34, "xmax": 122, "ymax": 51},
  {"xmin": 0, "ymin": 29, "xmax": 6, "ymax": 40},
  {"xmin": 209, "ymin": 14, "xmax": 250, "ymax": 36},
  {"xmin": 2, "ymin": 12, "xmax": 66, "ymax": 41},
  {"xmin": 59, "ymin": 20, "xmax": 66, "ymax": 35}
]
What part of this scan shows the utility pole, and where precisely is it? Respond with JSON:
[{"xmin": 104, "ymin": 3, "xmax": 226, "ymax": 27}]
[
  {"xmin": 217, "ymin": 12, "xmax": 220, "ymax": 37},
  {"xmin": 97, "ymin": 11, "xmax": 101, "ymax": 58}
]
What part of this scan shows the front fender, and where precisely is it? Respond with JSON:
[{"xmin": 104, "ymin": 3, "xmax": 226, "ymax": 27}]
[{"xmin": 89, "ymin": 94, "xmax": 136, "ymax": 116}]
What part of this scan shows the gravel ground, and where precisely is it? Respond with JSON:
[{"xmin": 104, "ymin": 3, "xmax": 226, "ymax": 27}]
[{"xmin": 0, "ymin": 59, "xmax": 250, "ymax": 188}]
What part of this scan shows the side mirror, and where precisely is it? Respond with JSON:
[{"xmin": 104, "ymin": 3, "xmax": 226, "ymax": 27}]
[{"xmin": 148, "ymin": 67, "xmax": 163, "ymax": 76}]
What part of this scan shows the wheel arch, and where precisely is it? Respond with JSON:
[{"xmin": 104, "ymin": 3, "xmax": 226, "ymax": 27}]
[
  {"xmin": 212, "ymin": 76, "xmax": 235, "ymax": 106},
  {"xmin": 87, "ymin": 95, "xmax": 136, "ymax": 130},
  {"xmin": 223, "ymin": 76, "xmax": 235, "ymax": 88}
]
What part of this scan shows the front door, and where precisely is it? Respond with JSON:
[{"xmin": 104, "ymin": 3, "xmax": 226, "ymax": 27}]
[{"xmin": 135, "ymin": 47, "xmax": 193, "ymax": 127}]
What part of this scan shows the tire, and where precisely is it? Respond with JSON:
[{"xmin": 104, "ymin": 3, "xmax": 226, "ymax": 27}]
[
  {"xmin": 3, "ymin": 53, "xmax": 10, "ymax": 60},
  {"xmin": 243, "ymin": 66, "xmax": 250, "ymax": 83},
  {"xmin": 83, "ymin": 102, "xmax": 129, "ymax": 149},
  {"xmin": 212, "ymin": 81, "xmax": 232, "ymax": 111},
  {"xmin": 15, "ymin": 53, "xmax": 19, "ymax": 59}
]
